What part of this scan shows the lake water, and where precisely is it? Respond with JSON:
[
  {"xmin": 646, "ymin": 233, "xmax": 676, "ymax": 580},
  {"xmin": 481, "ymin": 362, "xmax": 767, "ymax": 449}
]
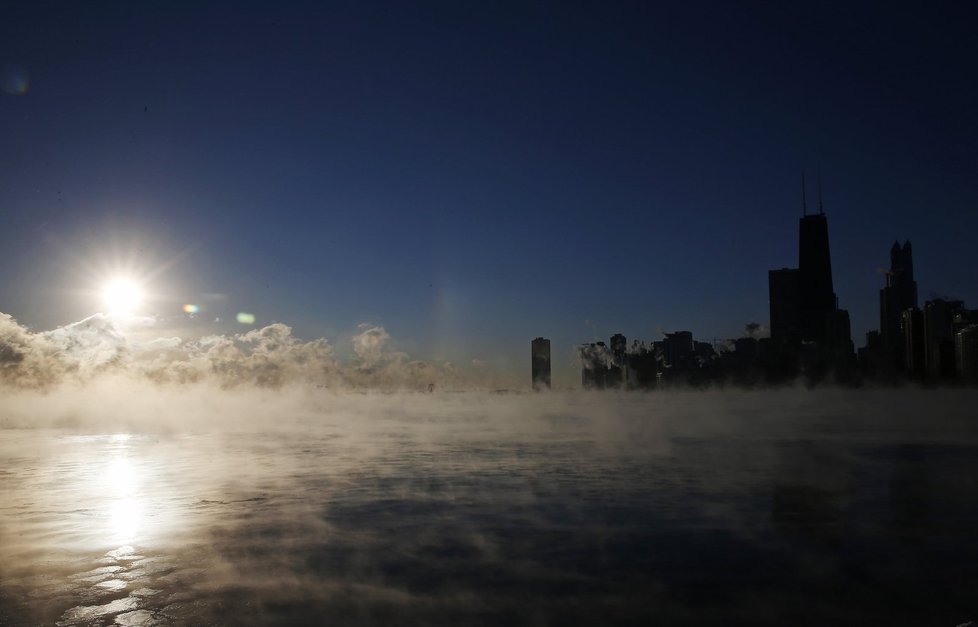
[{"xmin": 1, "ymin": 389, "xmax": 977, "ymax": 626}]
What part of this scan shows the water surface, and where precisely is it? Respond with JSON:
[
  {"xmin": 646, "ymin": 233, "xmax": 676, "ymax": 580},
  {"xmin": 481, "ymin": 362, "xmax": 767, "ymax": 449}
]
[{"xmin": 1, "ymin": 389, "xmax": 977, "ymax": 625}]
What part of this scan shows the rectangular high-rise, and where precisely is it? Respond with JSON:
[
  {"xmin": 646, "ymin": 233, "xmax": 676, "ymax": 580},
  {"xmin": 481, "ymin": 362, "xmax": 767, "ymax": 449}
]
[
  {"xmin": 798, "ymin": 213, "xmax": 837, "ymax": 344},
  {"xmin": 531, "ymin": 337, "xmax": 551, "ymax": 390},
  {"xmin": 768, "ymin": 209, "xmax": 841, "ymax": 351},
  {"xmin": 901, "ymin": 307, "xmax": 925, "ymax": 379},
  {"xmin": 880, "ymin": 240, "xmax": 918, "ymax": 370},
  {"xmin": 923, "ymin": 298, "xmax": 961, "ymax": 380},
  {"xmin": 955, "ymin": 326, "xmax": 978, "ymax": 383},
  {"xmin": 769, "ymin": 268, "xmax": 801, "ymax": 349},
  {"xmin": 764, "ymin": 188, "xmax": 856, "ymax": 379}
]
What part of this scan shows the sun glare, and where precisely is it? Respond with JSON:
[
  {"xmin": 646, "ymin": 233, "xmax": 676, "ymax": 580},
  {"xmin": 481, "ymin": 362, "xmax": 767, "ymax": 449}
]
[{"xmin": 101, "ymin": 278, "xmax": 143, "ymax": 315}]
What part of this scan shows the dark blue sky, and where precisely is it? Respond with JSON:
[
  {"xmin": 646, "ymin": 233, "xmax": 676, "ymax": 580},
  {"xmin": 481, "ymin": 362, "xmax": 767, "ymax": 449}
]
[{"xmin": 1, "ymin": 1, "xmax": 976, "ymax": 382}]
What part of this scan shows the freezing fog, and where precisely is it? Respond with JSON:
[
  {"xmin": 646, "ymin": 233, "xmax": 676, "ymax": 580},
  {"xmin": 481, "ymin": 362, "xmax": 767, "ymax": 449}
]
[{"xmin": 2, "ymin": 313, "xmax": 978, "ymax": 626}]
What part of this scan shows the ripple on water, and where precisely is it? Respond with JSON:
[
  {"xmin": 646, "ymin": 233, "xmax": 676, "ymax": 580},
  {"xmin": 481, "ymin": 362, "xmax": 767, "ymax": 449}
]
[
  {"xmin": 72, "ymin": 565, "xmax": 123, "ymax": 583},
  {"xmin": 96, "ymin": 579, "xmax": 128, "ymax": 592},
  {"xmin": 56, "ymin": 595, "xmax": 140, "ymax": 625},
  {"xmin": 114, "ymin": 609, "xmax": 166, "ymax": 626},
  {"xmin": 105, "ymin": 545, "xmax": 138, "ymax": 560},
  {"xmin": 130, "ymin": 588, "xmax": 161, "ymax": 598}
]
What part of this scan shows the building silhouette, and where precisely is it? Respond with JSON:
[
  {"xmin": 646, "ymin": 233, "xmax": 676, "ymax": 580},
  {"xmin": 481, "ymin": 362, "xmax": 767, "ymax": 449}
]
[
  {"xmin": 923, "ymin": 299, "xmax": 961, "ymax": 380},
  {"xmin": 879, "ymin": 241, "xmax": 918, "ymax": 371},
  {"xmin": 569, "ymin": 181, "xmax": 977, "ymax": 389},
  {"xmin": 769, "ymin": 268, "xmax": 801, "ymax": 350},
  {"xmin": 531, "ymin": 337, "xmax": 551, "ymax": 390},
  {"xmin": 580, "ymin": 341, "xmax": 611, "ymax": 389},
  {"xmin": 901, "ymin": 307, "xmax": 925, "ymax": 379},
  {"xmin": 578, "ymin": 331, "xmax": 724, "ymax": 389},
  {"xmin": 662, "ymin": 331, "xmax": 694, "ymax": 368},
  {"xmin": 957, "ymin": 326, "xmax": 978, "ymax": 383},
  {"xmin": 767, "ymin": 178, "xmax": 853, "ymax": 380},
  {"xmin": 798, "ymin": 213, "xmax": 838, "ymax": 345},
  {"xmin": 858, "ymin": 242, "xmax": 978, "ymax": 384}
]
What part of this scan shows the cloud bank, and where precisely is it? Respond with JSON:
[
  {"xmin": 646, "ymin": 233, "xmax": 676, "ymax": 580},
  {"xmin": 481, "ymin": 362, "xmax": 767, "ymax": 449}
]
[{"xmin": 0, "ymin": 312, "xmax": 475, "ymax": 391}]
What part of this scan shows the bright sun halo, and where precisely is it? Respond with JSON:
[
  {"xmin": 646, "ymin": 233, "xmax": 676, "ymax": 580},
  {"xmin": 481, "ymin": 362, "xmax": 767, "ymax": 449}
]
[{"xmin": 102, "ymin": 278, "xmax": 143, "ymax": 315}]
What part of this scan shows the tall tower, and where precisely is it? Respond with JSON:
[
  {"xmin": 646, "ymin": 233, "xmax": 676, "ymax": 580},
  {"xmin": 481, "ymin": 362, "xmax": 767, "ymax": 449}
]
[
  {"xmin": 902, "ymin": 307, "xmax": 925, "ymax": 379},
  {"xmin": 531, "ymin": 337, "xmax": 552, "ymax": 390},
  {"xmin": 769, "ymin": 174, "xmax": 852, "ymax": 374},
  {"xmin": 797, "ymin": 213, "xmax": 837, "ymax": 344},
  {"xmin": 923, "ymin": 298, "xmax": 962, "ymax": 380},
  {"xmin": 879, "ymin": 240, "xmax": 918, "ymax": 368}
]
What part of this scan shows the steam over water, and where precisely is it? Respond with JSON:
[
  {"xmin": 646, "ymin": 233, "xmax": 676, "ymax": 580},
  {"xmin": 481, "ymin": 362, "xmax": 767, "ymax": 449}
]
[{"xmin": 2, "ymin": 389, "xmax": 977, "ymax": 626}]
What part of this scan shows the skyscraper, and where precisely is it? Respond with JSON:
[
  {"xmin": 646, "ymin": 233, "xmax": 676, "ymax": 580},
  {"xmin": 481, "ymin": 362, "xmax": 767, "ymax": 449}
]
[
  {"xmin": 956, "ymin": 326, "xmax": 978, "ymax": 383},
  {"xmin": 901, "ymin": 307, "xmax": 925, "ymax": 379},
  {"xmin": 766, "ymin": 177, "xmax": 854, "ymax": 379},
  {"xmin": 923, "ymin": 298, "xmax": 961, "ymax": 380},
  {"xmin": 880, "ymin": 241, "xmax": 918, "ymax": 370},
  {"xmin": 798, "ymin": 213, "xmax": 837, "ymax": 344},
  {"xmin": 531, "ymin": 337, "xmax": 551, "ymax": 390}
]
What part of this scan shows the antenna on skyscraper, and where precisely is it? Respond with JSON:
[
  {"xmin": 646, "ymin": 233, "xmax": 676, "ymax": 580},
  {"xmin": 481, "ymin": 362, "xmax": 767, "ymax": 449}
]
[
  {"xmin": 801, "ymin": 172, "xmax": 808, "ymax": 216},
  {"xmin": 817, "ymin": 167, "xmax": 824, "ymax": 215}
]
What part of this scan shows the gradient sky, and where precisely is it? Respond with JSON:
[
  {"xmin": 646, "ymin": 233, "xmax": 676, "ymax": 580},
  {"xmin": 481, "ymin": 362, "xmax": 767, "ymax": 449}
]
[{"xmin": 1, "ymin": 1, "xmax": 976, "ymax": 384}]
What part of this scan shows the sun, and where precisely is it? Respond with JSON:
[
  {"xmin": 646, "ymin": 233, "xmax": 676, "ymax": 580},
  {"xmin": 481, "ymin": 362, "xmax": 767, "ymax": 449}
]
[{"xmin": 101, "ymin": 278, "xmax": 143, "ymax": 315}]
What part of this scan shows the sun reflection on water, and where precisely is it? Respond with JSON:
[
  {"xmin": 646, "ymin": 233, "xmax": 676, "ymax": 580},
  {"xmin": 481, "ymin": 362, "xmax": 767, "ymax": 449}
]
[
  {"xmin": 50, "ymin": 432, "xmax": 186, "ymax": 556},
  {"xmin": 105, "ymin": 462, "xmax": 143, "ymax": 546},
  {"xmin": 74, "ymin": 434, "xmax": 159, "ymax": 550}
]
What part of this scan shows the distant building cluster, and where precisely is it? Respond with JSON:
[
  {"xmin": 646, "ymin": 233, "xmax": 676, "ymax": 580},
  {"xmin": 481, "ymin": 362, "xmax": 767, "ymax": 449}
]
[
  {"xmin": 535, "ymin": 178, "xmax": 978, "ymax": 389},
  {"xmin": 577, "ymin": 331, "xmax": 719, "ymax": 389},
  {"xmin": 859, "ymin": 241, "xmax": 978, "ymax": 383}
]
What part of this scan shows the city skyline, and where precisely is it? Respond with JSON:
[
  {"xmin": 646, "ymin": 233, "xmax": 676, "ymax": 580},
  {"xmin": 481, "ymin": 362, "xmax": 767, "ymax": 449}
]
[{"xmin": 574, "ymin": 200, "xmax": 977, "ymax": 388}]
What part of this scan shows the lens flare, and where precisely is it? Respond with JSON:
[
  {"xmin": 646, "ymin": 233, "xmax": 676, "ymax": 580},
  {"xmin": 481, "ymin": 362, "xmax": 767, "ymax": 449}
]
[
  {"xmin": 183, "ymin": 304, "xmax": 200, "ymax": 314},
  {"xmin": 2, "ymin": 65, "xmax": 29, "ymax": 95},
  {"xmin": 236, "ymin": 312, "xmax": 256, "ymax": 325}
]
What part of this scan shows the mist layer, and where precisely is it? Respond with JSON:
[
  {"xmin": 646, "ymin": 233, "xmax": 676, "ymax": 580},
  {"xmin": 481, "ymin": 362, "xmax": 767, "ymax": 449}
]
[{"xmin": 1, "ymin": 388, "xmax": 977, "ymax": 625}]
